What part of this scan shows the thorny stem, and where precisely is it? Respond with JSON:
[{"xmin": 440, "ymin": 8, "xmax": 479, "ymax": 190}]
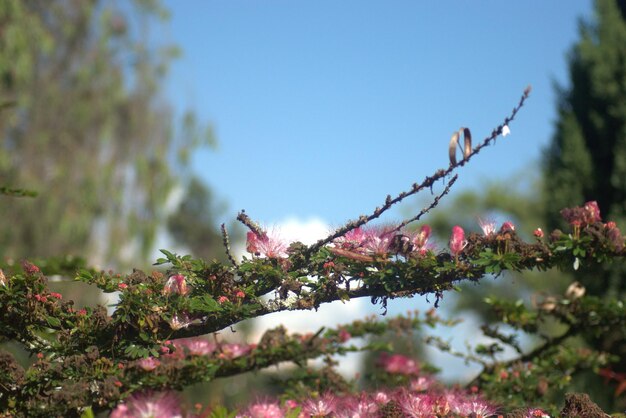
[
  {"xmin": 391, "ymin": 174, "xmax": 458, "ymax": 234},
  {"xmin": 236, "ymin": 210, "xmax": 266, "ymax": 238},
  {"xmin": 220, "ymin": 223, "xmax": 238, "ymax": 267},
  {"xmin": 303, "ymin": 86, "xmax": 532, "ymax": 256}
]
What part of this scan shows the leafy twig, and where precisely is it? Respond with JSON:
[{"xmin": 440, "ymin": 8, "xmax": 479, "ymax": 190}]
[{"xmin": 220, "ymin": 223, "xmax": 238, "ymax": 267}]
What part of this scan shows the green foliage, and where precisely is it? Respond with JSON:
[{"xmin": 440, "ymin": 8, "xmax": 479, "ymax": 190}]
[
  {"xmin": 0, "ymin": 0, "xmax": 215, "ymax": 268},
  {"xmin": 3, "ymin": 211, "xmax": 626, "ymax": 415}
]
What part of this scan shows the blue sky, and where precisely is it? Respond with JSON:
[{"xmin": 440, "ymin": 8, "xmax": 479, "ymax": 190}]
[
  {"xmin": 163, "ymin": 2, "xmax": 593, "ymax": 229},
  {"xmin": 158, "ymin": 3, "xmax": 597, "ymax": 381}
]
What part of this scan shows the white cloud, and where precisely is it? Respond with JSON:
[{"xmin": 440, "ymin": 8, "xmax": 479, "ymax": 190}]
[{"xmin": 249, "ymin": 217, "xmax": 367, "ymax": 376}]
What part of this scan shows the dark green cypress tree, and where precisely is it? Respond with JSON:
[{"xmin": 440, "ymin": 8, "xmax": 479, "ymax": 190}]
[
  {"xmin": 544, "ymin": 0, "xmax": 626, "ymax": 297},
  {"xmin": 544, "ymin": 1, "xmax": 626, "ymax": 409}
]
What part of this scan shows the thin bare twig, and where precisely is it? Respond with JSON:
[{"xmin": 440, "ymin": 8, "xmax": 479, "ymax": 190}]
[
  {"xmin": 220, "ymin": 223, "xmax": 238, "ymax": 267},
  {"xmin": 304, "ymin": 86, "xmax": 531, "ymax": 256},
  {"xmin": 236, "ymin": 210, "xmax": 266, "ymax": 238},
  {"xmin": 391, "ymin": 174, "xmax": 458, "ymax": 234}
]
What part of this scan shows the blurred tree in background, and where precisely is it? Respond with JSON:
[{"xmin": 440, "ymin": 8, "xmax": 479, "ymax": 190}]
[
  {"xmin": 0, "ymin": 0, "xmax": 219, "ymax": 270},
  {"xmin": 544, "ymin": 0, "xmax": 626, "ymax": 298},
  {"xmin": 543, "ymin": 0, "xmax": 626, "ymax": 409},
  {"xmin": 420, "ymin": 0, "xmax": 626, "ymax": 408}
]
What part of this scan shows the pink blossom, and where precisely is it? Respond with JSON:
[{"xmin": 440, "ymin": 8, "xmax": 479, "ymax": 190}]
[
  {"xmin": 219, "ymin": 343, "xmax": 252, "ymax": 359},
  {"xmin": 561, "ymin": 200, "xmax": 602, "ymax": 227},
  {"xmin": 397, "ymin": 392, "xmax": 435, "ymax": 418},
  {"xmin": 334, "ymin": 227, "xmax": 369, "ymax": 250},
  {"xmin": 526, "ymin": 408, "xmax": 551, "ymax": 417},
  {"xmin": 235, "ymin": 290, "xmax": 246, "ymax": 299},
  {"xmin": 605, "ymin": 222, "xmax": 624, "ymax": 251},
  {"xmin": 164, "ymin": 274, "xmax": 189, "ymax": 296},
  {"xmin": 168, "ymin": 313, "xmax": 193, "ymax": 330},
  {"xmin": 173, "ymin": 338, "xmax": 217, "ymax": 356},
  {"xmin": 449, "ymin": 225, "xmax": 466, "ymax": 256},
  {"xmin": 412, "ymin": 225, "xmax": 432, "ymax": 254},
  {"xmin": 478, "ymin": 218, "xmax": 496, "ymax": 237},
  {"xmin": 500, "ymin": 221, "xmax": 516, "ymax": 233},
  {"xmin": 584, "ymin": 201, "xmax": 601, "ymax": 223},
  {"xmin": 334, "ymin": 225, "xmax": 397, "ymax": 256},
  {"xmin": 22, "ymin": 261, "xmax": 40, "ymax": 274},
  {"xmin": 246, "ymin": 231, "xmax": 288, "ymax": 258},
  {"xmin": 449, "ymin": 395, "xmax": 497, "ymax": 418},
  {"xmin": 335, "ymin": 394, "xmax": 379, "ymax": 417},
  {"xmin": 137, "ymin": 357, "xmax": 160, "ymax": 371},
  {"xmin": 243, "ymin": 401, "xmax": 285, "ymax": 418},
  {"xmin": 284, "ymin": 400, "xmax": 298, "ymax": 409},
  {"xmin": 109, "ymin": 391, "xmax": 182, "ymax": 418},
  {"xmin": 533, "ymin": 228, "xmax": 544, "ymax": 238},
  {"xmin": 49, "ymin": 292, "xmax": 62, "ymax": 299},
  {"xmin": 300, "ymin": 393, "xmax": 337, "ymax": 417},
  {"xmin": 361, "ymin": 225, "xmax": 395, "ymax": 256},
  {"xmin": 409, "ymin": 376, "xmax": 436, "ymax": 392},
  {"xmin": 218, "ymin": 295, "xmax": 229, "ymax": 304},
  {"xmin": 377, "ymin": 352, "xmax": 420, "ymax": 376},
  {"xmin": 338, "ymin": 329, "xmax": 351, "ymax": 343},
  {"xmin": 118, "ymin": 283, "xmax": 128, "ymax": 290},
  {"xmin": 373, "ymin": 391, "xmax": 391, "ymax": 404}
]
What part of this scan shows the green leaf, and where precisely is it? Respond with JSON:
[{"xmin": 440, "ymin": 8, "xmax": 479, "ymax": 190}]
[
  {"xmin": 189, "ymin": 295, "xmax": 220, "ymax": 313},
  {"xmin": 46, "ymin": 316, "xmax": 61, "ymax": 327},
  {"xmin": 0, "ymin": 186, "xmax": 38, "ymax": 197},
  {"xmin": 80, "ymin": 407, "xmax": 95, "ymax": 418}
]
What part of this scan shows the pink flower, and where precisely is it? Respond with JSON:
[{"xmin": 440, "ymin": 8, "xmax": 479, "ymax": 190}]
[
  {"xmin": 173, "ymin": 338, "xmax": 216, "ymax": 356},
  {"xmin": 449, "ymin": 225, "xmax": 466, "ymax": 256},
  {"xmin": 584, "ymin": 201, "xmax": 601, "ymax": 223},
  {"xmin": 561, "ymin": 200, "xmax": 602, "ymax": 227},
  {"xmin": 49, "ymin": 292, "xmax": 62, "ymax": 299},
  {"xmin": 409, "ymin": 376, "xmax": 436, "ymax": 392},
  {"xmin": 300, "ymin": 393, "xmax": 337, "ymax": 417},
  {"xmin": 374, "ymin": 391, "xmax": 391, "ymax": 404},
  {"xmin": 334, "ymin": 225, "xmax": 396, "ymax": 256},
  {"xmin": 22, "ymin": 261, "xmax": 40, "ymax": 274},
  {"xmin": 605, "ymin": 222, "xmax": 624, "ymax": 251},
  {"xmin": 377, "ymin": 352, "xmax": 420, "ymax": 376},
  {"xmin": 284, "ymin": 400, "xmax": 298, "ymax": 409},
  {"xmin": 361, "ymin": 225, "xmax": 395, "ymax": 256},
  {"xmin": 235, "ymin": 290, "xmax": 246, "ymax": 299},
  {"xmin": 478, "ymin": 218, "xmax": 496, "ymax": 237},
  {"xmin": 218, "ymin": 296, "xmax": 229, "ymax": 304},
  {"xmin": 334, "ymin": 227, "xmax": 369, "ymax": 250},
  {"xmin": 246, "ymin": 231, "xmax": 288, "ymax": 258},
  {"xmin": 118, "ymin": 283, "xmax": 128, "ymax": 290},
  {"xmin": 338, "ymin": 329, "xmax": 351, "ymax": 343},
  {"xmin": 164, "ymin": 274, "xmax": 189, "ymax": 296},
  {"xmin": 219, "ymin": 343, "xmax": 252, "ymax": 359},
  {"xmin": 526, "ymin": 408, "xmax": 551, "ymax": 417},
  {"xmin": 109, "ymin": 391, "xmax": 182, "ymax": 418},
  {"xmin": 244, "ymin": 401, "xmax": 285, "ymax": 418},
  {"xmin": 449, "ymin": 395, "xmax": 497, "ymax": 418},
  {"xmin": 412, "ymin": 225, "xmax": 432, "ymax": 253},
  {"xmin": 500, "ymin": 221, "xmax": 516, "ymax": 233},
  {"xmin": 336, "ymin": 394, "xmax": 379, "ymax": 417},
  {"xmin": 397, "ymin": 392, "xmax": 435, "ymax": 417},
  {"xmin": 533, "ymin": 228, "xmax": 544, "ymax": 238},
  {"xmin": 168, "ymin": 313, "xmax": 193, "ymax": 330},
  {"xmin": 137, "ymin": 357, "xmax": 160, "ymax": 371}
]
